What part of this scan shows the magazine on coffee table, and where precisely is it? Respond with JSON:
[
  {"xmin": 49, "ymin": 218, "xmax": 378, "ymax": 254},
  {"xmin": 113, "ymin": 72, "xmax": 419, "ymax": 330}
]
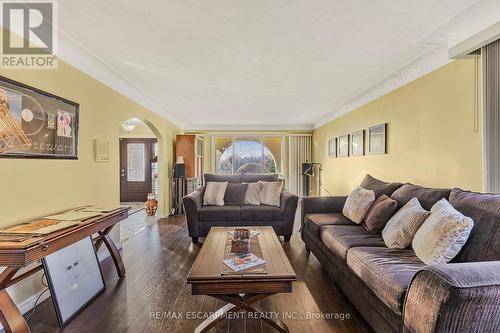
[{"xmin": 223, "ymin": 253, "xmax": 266, "ymax": 272}]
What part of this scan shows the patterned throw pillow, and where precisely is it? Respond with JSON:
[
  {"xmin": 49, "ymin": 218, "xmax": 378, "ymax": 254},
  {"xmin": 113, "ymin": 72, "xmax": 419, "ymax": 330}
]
[
  {"xmin": 382, "ymin": 197, "xmax": 430, "ymax": 249},
  {"xmin": 203, "ymin": 181, "xmax": 228, "ymax": 206},
  {"xmin": 244, "ymin": 182, "xmax": 261, "ymax": 205},
  {"xmin": 413, "ymin": 199, "xmax": 473, "ymax": 264},
  {"xmin": 258, "ymin": 181, "xmax": 283, "ymax": 207},
  {"xmin": 342, "ymin": 186, "xmax": 376, "ymax": 224}
]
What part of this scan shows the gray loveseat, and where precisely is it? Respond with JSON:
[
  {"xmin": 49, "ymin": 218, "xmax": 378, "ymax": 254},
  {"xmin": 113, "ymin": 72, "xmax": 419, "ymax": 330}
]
[
  {"xmin": 301, "ymin": 175, "xmax": 500, "ymax": 333},
  {"xmin": 183, "ymin": 174, "xmax": 298, "ymax": 243}
]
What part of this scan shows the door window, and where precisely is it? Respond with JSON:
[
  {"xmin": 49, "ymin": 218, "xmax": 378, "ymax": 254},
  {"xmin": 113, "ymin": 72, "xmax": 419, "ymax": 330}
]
[{"xmin": 127, "ymin": 143, "xmax": 145, "ymax": 182}]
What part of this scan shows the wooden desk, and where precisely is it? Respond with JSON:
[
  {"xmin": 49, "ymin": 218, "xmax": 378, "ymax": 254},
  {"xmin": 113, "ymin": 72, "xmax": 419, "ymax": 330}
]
[
  {"xmin": 0, "ymin": 207, "xmax": 129, "ymax": 333},
  {"xmin": 187, "ymin": 227, "xmax": 296, "ymax": 333}
]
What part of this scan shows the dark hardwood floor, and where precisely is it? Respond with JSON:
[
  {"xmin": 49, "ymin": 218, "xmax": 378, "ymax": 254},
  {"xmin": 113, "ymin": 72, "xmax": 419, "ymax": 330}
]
[{"xmin": 27, "ymin": 215, "xmax": 372, "ymax": 333}]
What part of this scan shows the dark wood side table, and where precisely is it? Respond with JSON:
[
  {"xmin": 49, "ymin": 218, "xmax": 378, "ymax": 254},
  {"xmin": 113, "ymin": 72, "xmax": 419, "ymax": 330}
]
[
  {"xmin": 187, "ymin": 227, "xmax": 296, "ymax": 333},
  {"xmin": 0, "ymin": 207, "xmax": 129, "ymax": 333}
]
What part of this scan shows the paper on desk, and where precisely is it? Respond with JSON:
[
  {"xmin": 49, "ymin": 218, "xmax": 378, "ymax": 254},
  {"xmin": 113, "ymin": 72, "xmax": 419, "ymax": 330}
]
[
  {"xmin": 79, "ymin": 206, "xmax": 122, "ymax": 213},
  {"xmin": 1, "ymin": 219, "xmax": 80, "ymax": 234},
  {"xmin": 43, "ymin": 211, "xmax": 102, "ymax": 221},
  {"xmin": 28, "ymin": 221, "xmax": 80, "ymax": 234}
]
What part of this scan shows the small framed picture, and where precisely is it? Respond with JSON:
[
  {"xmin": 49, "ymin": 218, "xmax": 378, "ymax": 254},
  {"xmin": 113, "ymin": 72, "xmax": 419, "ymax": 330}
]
[
  {"xmin": 368, "ymin": 124, "xmax": 387, "ymax": 154},
  {"xmin": 327, "ymin": 137, "xmax": 337, "ymax": 158},
  {"xmin": 350, "ymin": 130, "xmax": 364, "ymax": 157},
  {"xmin": 338, "ymin": 135, "xmax": 349, "ymax": 157},
  {"xmin": 43, "ymin": 236, "xmax": 105, "ymax": 327}
]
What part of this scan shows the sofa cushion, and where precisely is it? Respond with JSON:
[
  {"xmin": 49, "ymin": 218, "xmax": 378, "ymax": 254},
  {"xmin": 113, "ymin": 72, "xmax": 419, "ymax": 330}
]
[
  {"xmin": 242, "ymin": 174, "xmax": 279, "ymax": 183},
  {"xmin": 259, "ymin": 181, "xmax": 283, "ymax": 207},
  {"xmin": 347, "ymin": 247, "xmax": 425, "ymax": 314},
  {"xmin": 241, "ymin": 205, "xmax": 283, "ymax": 221},
  {"xmin": 321, "ymin": 225, "xmax": 386, "ymax": 260},
  {"xmin": 363, "ymin": 194, "xmax": 398, "ymax": 234},
  {"xmin": 203, "ymin": 181, "xmax": 228, "ymax": 206},
  {"xmin": 413, "ymin": 198, "xmax": 473, "ymax": 264},
  {"xmin": 342, "ymin": 186, "xmax": 376, "ymax": 223},
  {"xmin": 199, "ymin": 205, "xmax": 241, "ymax": 222},
  {"xmin": 224, "ymin": 183, "xmax": 248, "ymax": 206},
  {"xmin": 244, "ymin": 182, "xmax": 261, "ymax": 205},
  {"xmin": 204, "ymin": 173, "xmax": 242, "ymax": 183},
  {"xmin": 449, "ymin": 188, "xmax": 500, "ymax": 262},
  {"xmin": 391, "ymin": 183, "xmax": 451, "ymax": 210},
  {"xmin": 382, "ymin": 198, "xmax": 430, "ymax": 249},
  {"xmin": 360, "ymin": 174, "xmax": 403, "ymax": 198},
  {"xmin": 304, "ymin": 213, "xmax": 355, "ymax": 238}
]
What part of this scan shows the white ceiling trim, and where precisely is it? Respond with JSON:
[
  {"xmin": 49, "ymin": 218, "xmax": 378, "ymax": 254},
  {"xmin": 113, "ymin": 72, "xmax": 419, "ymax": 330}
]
[
  {"xmin": 57, "ymin": 32, "xmax": 185, "ymax": 128},
  {"xmin": 184, "ymin": 123, "xmax": 313, "ymax": 132}
]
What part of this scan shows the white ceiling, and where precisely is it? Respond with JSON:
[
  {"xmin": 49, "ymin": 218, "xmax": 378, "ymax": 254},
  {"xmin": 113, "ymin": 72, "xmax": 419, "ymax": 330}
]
[{"xmin": 55, "ymin": 0, "xmax": 493, "ymax": 130}]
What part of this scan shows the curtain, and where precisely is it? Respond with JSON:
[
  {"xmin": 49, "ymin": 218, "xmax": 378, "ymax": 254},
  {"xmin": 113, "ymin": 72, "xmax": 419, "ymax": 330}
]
[
  {"xmin": 288, "ymin": 135, "xmax": 312, "ymax": 195},
  {"xmin": 483, "ymin": 39, "xmax": 500, "ymax": 192}
]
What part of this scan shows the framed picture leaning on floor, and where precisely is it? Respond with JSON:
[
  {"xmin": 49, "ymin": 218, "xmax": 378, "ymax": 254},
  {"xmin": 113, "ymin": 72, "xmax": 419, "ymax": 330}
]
[{"xmin": 42, "ymin": 236, "xmax": 105, "ymax": 327}]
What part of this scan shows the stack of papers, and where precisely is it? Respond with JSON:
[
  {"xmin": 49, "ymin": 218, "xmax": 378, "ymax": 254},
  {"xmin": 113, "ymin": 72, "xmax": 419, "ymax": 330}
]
[{"xmin": 43, "ymin": 211, "xmax": 101, "ymax": 221}]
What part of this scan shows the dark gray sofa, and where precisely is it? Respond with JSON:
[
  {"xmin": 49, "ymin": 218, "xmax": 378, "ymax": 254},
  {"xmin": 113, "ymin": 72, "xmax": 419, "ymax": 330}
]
[
  {"xmin": 183, "ymin": 174, "xmax": 298, "ymax": 243},
  {"xmin": 301, "ymin": 175, "xmax": 500, "ymax": 333}
]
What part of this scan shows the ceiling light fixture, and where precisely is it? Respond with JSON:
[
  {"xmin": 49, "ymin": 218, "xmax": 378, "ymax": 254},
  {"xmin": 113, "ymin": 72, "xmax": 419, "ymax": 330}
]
[{"xmin": 121, "ymin": 118, "xmax": 141, "ymax": 132}]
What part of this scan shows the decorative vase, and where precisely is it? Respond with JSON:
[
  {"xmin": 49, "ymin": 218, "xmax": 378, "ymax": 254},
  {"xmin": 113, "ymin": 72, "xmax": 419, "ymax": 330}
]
[{"xmin": 145, "ymin": 193, "xmax": 158, "ymax": 216}]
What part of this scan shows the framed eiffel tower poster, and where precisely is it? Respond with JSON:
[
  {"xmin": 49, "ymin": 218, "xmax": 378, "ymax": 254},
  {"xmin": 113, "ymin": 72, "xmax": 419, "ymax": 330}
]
[{"xmin": 0, "ymin": 76, "xmax": 79, "ymax": 159}]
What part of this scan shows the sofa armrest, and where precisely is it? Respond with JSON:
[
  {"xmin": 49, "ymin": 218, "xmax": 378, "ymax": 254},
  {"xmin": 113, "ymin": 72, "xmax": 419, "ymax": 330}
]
[
  {"xmin": 182, "ymin": 186, "xmax": 204, "ymax": 237},
  {"xmin": 280, "ymin": 189, "xmax": 298, "ymax": 237},
  {"xmin": 404, "ymin": 261, "xmax": 500, "ymax": 333},
  {"xmin": 300, "ymin": 196, "xmax": 347, "ymax": 231}
]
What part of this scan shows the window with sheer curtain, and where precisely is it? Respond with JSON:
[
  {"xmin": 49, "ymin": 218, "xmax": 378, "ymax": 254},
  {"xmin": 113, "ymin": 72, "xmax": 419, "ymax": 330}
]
[{"xmin": 213, "ymin": 136, "xmax": 283, "ymax": 175}]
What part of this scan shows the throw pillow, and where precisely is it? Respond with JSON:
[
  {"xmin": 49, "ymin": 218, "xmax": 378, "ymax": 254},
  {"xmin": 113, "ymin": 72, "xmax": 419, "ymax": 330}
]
[
  {"xmin": 363, "ymin": 194, "xmax": 398, "ymax": 233},
  {"xmin": 224, "ymin": 183, "xmax": 248, "ymax": 205},
  {"xmin": 382, "ymin": 197, "xmax": 430, "ymax": 249},
  {"xmin": 244, "ymin": 182, "xmax": 261, "ymax": 205},
  {"xmin": 412, "ymin": 199, "xmax": 473, "ymax": 264},
  {"xmin": 342, "ymin": 186, "xmax": 376, "ymax": 224},
  {"xmin": 259, "ymin": 181, "xmax": 283, "ymax": 207},
  {"xmin": 203, "ymin": 181, "xmax": 228, "ymax": 206}
]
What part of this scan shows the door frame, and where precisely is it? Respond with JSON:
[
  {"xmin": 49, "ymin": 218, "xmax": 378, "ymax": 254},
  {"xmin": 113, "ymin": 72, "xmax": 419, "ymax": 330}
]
[{"xmin": 119, "ymin": 138, "xmax": 157, "ymax": 202}]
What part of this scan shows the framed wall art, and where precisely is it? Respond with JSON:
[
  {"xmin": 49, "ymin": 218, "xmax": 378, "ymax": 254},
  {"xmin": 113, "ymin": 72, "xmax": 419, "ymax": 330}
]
[
  {"xmin": 42, "ymin": 236, "xmax": 105, "ymax": 327},
  {"xmin": 350, "ymin": 130, "xmax": 364, "ymax": 156},
  {"xmin": 338, "ymin": 134, "xmax": 349, "ymax": 157},
  {"xmin": 0, "ymin": 76, "xmax": 79, "ymax": 159},
  {"xmin": 368, "ymin": 123, "xmax": 387, "ymax": 154},
  {"xmin": 327, "ymin": 137, "xmax": 337, "ymax": 158}
]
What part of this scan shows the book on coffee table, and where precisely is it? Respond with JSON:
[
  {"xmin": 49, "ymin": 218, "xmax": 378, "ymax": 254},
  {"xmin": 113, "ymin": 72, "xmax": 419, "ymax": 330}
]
[{"xmin": 223, "ymin": 253, "xmax": 266, "ymax": 272}]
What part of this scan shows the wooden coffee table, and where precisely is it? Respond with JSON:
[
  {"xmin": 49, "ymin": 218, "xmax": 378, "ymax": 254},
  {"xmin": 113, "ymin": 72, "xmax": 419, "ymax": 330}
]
[{"xmin": 187, "ymin": 227, "xmax": 296, "ymax": 333}]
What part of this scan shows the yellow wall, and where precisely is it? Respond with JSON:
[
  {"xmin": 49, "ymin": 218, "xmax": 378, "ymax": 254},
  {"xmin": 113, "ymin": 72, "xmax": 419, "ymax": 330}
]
[
  {"xmin": 313, "ymin": 60, "xmax": 483, "ymax": 195},
  {"xmin": 0, "ymin": 60, "xmax": 182, "ymax": 225}
]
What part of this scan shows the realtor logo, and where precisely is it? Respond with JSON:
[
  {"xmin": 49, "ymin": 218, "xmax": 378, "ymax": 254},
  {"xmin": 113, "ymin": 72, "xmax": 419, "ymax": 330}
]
[{"xmin": 1, "ymin": 0, "xmax": 58, "ymax": 68}]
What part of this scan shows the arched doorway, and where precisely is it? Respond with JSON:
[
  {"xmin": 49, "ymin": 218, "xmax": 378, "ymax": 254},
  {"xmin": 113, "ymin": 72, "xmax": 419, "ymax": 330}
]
[
  {"xmin": 118, "ymin": 117, "xmax": 164, "ymax": 241},
  {"xmin": 118, "ymin": 117, "xmax": 163, "ymax": 208}
]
